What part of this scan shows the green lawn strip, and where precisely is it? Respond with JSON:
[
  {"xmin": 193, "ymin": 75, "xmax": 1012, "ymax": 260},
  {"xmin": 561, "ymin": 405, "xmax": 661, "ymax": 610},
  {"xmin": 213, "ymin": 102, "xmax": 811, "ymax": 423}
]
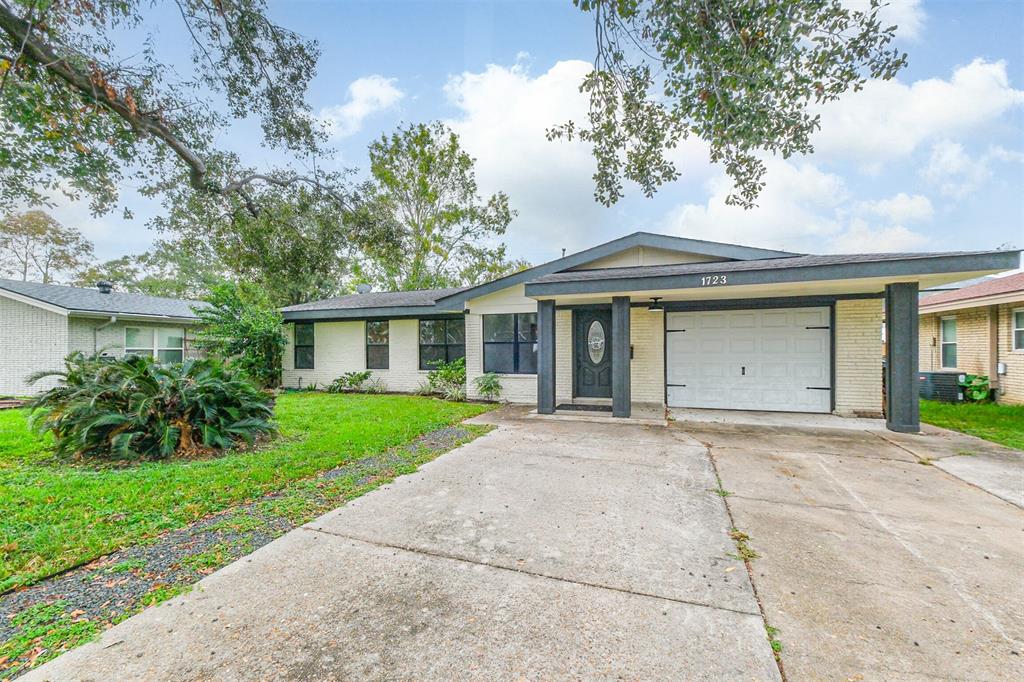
[
  {"xmin": 920, "ymin": 400, "xmax": 1024, "ymax": 451},
  {"xmin": 0, "ymin": 392, "xmax": 490, "ymax": 592},
  {"xmin": 0, "ymin": 420, "xmax": 491, "ymax": 679}
]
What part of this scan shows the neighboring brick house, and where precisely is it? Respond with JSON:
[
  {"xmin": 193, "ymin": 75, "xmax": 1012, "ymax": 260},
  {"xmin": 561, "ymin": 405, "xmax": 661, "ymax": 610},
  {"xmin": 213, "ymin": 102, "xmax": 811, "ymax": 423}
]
[
  {"xmin": 919, "ymin": 271, "xmax": 1024, "ymax": 404},
  {"xmin": 0, "ymin": 279, "xmax": 204, "ymax": 396}
]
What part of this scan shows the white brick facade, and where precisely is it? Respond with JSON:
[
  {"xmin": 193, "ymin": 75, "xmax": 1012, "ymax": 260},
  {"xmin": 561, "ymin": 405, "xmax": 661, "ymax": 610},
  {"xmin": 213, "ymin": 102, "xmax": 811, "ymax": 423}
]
[
  {"xmin": 0, "ymin": 296, "xmax": 68, "ymax": 395},
  {"xmin": 834, "ymin": 298, "xmax": 884, "ymax": 417}
]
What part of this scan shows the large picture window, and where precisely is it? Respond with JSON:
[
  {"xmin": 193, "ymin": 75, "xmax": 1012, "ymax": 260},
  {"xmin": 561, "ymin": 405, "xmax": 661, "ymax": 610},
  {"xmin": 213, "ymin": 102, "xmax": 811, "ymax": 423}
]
[
  {"xmin": 483, "ymin": 313, "xmax": 537, "ymax": 374},
  {"xmin": 125, "ymin": 326, "xmax": 185, "ymax": 363},
  {"xmin": 419, "ymin": 318, "xmax": 465, "ymax": 370},
  {"xmin": 366, "ymin": 320, "xmax": 389, "ymax": 369},
  {"xmin": 294, "ymin": 323, "xmax": 315, "ymax": 369},
  {"xmin": 940, "ymin": 317, "xmax": 957, "ymax": 369}
]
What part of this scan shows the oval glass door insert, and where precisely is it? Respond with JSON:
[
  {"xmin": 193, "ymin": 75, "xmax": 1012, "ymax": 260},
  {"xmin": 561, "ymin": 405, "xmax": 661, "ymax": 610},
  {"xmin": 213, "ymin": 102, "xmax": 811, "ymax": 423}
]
[{"xmin": 587, "ymin": 320, "xmax": 606, "ymax": 364}]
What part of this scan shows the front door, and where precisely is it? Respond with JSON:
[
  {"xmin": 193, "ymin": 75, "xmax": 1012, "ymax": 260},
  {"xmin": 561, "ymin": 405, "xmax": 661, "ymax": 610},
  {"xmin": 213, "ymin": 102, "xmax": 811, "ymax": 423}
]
[{"xmin": 575, "ymin": 309, "xmax": 613, "ymax": 398}]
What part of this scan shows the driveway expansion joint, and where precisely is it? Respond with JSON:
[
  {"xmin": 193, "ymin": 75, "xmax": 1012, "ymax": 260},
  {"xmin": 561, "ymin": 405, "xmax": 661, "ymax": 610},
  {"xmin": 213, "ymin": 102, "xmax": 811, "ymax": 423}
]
[{"xmin": 301, "ymin": 525, "xmax": 763, "ymax": 619}]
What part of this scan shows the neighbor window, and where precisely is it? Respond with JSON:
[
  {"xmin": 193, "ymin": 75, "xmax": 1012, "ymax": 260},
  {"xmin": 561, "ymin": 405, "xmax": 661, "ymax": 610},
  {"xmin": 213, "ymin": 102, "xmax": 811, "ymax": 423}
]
[
  {"xmin": 1014, "ymin": 309, "xmax": 1024, "ymax": 351},
  {"xmin": 419, "ymin": 318, "xmax": 465, "ymax": 370},
  {"xmin": 483, "ymin": 313, "xmax": 538, "ymax": 374},
  {"xmin": 124, "ymin": 326, "xmax": 185, "ymax": 363},
  {"xmin": 366, "ymin": 320, "xmax": 389, "ymax": 369},
  {"xmin": 294, "ymin": 323, "xmax": 315, "ymax": 369},
  {"xmin": 940, "ymin": 317, "xmax": 957, "ymax": 368}
]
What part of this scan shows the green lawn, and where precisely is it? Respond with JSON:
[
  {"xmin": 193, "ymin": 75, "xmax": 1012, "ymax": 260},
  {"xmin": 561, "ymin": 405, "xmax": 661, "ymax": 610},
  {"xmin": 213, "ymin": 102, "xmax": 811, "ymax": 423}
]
[
  {"xmin": 0, "ymin": 392, "xmax": 489, "ymax": 593},
  {"xmin": 920, "ymin": 399, "xmax": 1024, "ymax": 451}
]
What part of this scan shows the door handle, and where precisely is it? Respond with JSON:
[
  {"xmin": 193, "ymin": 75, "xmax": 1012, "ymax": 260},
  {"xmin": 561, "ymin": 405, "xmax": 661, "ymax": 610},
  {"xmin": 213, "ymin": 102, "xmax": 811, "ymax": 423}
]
[{"xmin": 741, "ymin": 366, "xmax": 746, "ymax": 376}]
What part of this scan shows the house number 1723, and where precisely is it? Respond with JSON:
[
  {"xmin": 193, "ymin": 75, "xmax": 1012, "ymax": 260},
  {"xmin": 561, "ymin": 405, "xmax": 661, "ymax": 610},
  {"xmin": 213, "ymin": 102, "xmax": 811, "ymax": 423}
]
[{"xmin": 700, "ymin": 275, "xmax": 728, "ymax": 286}]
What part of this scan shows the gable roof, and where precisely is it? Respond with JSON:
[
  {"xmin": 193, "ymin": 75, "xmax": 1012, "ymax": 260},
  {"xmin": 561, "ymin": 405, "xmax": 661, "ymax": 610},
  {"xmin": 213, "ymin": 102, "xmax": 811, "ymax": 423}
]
[
  {"xmin": 431, "ymin": 231, "xmax": 801, "ymax": 308},
  {"xmin": 524, "ymin": 250, "xmax": 1021, "ymax": 296},
  {"xmin": 919, "ymin": 271, "xmax": 1024, "ymax": 311},
  {"xmin": 0, "ymin": 279, "xmax": 203, "ymax": 320},
  {"xmin": 280, "ymin": 287, "xmax": 467, "ymax": 321}
]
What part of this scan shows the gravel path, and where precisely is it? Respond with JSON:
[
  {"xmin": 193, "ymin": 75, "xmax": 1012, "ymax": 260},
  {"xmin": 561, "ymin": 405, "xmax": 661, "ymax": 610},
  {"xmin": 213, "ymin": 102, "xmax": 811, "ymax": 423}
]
[{"xmin": 0, "ymin": 425, "xmax": 473, "ymax": 677}]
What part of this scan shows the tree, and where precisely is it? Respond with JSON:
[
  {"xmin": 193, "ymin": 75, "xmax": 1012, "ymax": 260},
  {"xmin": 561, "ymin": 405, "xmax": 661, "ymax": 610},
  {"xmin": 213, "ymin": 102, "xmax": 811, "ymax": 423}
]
[
  {"xmin": 192, "ymin": 282, "xmax": 287, "ymax": 388},
  {"xmin": 549, "ymin": 0, "xmax": 908, "ymax": 207},
  {"xmin": 72, "ymin": 239, "xmax": 224, "ymax": 299},
  {"xmin": 0, "ymin": 210, "xmax": 94, "ymax": 282},
  {"xmin": 152, "ymin": 166, "xmax": 363, "ymax": 305},
  {"xmin": 0, "ymin": 0, "xmax": 334, "ymax": 216},
  {"xmin": 354, "ymin": 122, "xmax": 524, "ymax": 291}
]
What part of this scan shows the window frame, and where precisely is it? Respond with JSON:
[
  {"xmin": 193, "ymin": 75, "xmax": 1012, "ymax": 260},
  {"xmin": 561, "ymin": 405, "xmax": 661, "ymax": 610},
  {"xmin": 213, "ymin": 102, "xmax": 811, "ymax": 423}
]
[
  {"xmin": 1013, "ymin": 308, "xmax": 1024, "ymax": 352},
  {"xmin": 365, "ymin": 320, "xmax": 390, "ymax": 370},
  {"xmin": 124, "ymin": 326, "xmax": 185, "ymax": 363},
  {"xmin": 940, "ymin": 316, "xmax": 958, "ymax": 369},
  {"xmin": 418, "ymin": 318, "xmax": 465, "ymax": 371},
  {"xmin": 482, "ymin": 313, "xmax": 538, "ymax": 375},
  {"xmin": 294, "ymin": 322, "xmax": 315, "ymax": 370}
]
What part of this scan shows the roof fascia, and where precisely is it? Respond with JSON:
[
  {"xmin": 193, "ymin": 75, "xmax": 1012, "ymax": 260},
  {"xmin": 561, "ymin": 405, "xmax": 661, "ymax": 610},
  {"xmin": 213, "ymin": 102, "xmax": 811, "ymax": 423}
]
[
  {"xmin": 524, "ymin": 251, "xmax": 1022, "ymax": 297},
  {"xmin": 0, "ymin": 287, "xmax": 69, "ymax": 315}
]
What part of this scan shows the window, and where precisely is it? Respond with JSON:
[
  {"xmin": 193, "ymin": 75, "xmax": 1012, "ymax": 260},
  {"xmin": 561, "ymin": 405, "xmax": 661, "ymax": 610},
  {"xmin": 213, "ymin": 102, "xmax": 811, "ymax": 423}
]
[
  {"xmin": 940, "ymin": 317, "xmax": 957, "ymax": 368},
  {"xmin": 124, "ymin": 326, "xmax": 185, "ymax": 363},
  {"xmin": 366, "ymin": 320, "xmax": 389, "ymax": 369},
  {"xmin": 483, "ymin": 313, "xmax": 538, "ymax": 374},
  {"xmin": 419, "ymin": 318, "xmax": 465, "ymax": 370},
  {"xmin": 294, "ymin": 323, "xmax": 314, "ymax": 369},
  {"xmin": 1014, "ymin": 309, "xmax": 1024, "ymax": 351}
]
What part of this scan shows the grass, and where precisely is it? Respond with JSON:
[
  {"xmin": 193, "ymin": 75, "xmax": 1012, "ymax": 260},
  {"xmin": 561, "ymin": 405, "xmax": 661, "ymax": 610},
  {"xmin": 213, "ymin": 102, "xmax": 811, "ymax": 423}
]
[
  {"xmin": 0, "ymin": 392, "xmax": 490, "ymax": 593},
  {"xmin": 0, "ymin": 601, "xmax": 100, "ymax": 672},
  {"xmin": 920, "ymin": 399, "xmax": 1024, "ymax": 451}
]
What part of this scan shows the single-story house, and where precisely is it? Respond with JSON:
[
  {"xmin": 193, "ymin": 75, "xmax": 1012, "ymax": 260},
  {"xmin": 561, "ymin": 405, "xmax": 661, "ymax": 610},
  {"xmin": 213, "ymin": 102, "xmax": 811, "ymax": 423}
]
[
  {"xmin": 281, "ymin": 232, "xmax": 1020, "ymax": 433},
  {"xmin": 918, "ymin": 271, "xmax": 1024, "ymax": 403},
  {"xmin": 0, "ymin": 278, "xmax": 203, "ymax": 395}
]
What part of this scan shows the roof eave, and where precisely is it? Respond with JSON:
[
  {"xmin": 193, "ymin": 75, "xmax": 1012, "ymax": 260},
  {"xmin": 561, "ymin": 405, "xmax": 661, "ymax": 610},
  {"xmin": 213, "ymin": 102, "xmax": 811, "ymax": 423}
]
[
  {"xmin": 919, "ymin": 289, "xmax": 1024, "ymax": 314},
  {"xmin": 282, "ymin": 304, "xmax": 463, "ymax": 322},
  {"xmin": 524, "ymin": 250, "xmax": 1022, "ymax": 297}
]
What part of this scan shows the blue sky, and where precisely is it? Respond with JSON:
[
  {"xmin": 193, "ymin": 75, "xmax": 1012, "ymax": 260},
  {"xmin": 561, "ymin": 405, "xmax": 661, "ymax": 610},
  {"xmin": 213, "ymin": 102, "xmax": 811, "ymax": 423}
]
[{"xmin": 57, "ymin": 0, "xmax": 1024, "ymax": 267}]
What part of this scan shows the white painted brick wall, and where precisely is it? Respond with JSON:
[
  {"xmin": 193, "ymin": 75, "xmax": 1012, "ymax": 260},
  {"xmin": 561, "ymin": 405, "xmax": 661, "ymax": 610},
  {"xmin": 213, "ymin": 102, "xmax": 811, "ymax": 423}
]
[
  {"xmin": 0, "ymin": 296, "xmax": 68, "ymax": 395},
  {"xmin": 630, "ymin": 308, "xmax": 665, "ymax": 405},
  {"xmin": 834, "ymin": 298, "xmax": 884, "ymax": 417},
  {"xmin": 555, "ymin": 309, "xmax": 573, "ymax": 403}
]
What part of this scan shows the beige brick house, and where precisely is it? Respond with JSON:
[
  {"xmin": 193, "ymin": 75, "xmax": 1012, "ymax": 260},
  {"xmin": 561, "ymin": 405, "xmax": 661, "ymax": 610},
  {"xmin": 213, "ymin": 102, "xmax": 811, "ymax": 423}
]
[
  {"xmin": 919, "ymin": 271, "xmax": 1024, "ymax": 403},
  {"xmin": 0, "ymin": 279, "xmax": 203, "ymax": 395},
  {"xmin": 281, "ymin": 232, "xmax": 1019, "ymax": 433}
]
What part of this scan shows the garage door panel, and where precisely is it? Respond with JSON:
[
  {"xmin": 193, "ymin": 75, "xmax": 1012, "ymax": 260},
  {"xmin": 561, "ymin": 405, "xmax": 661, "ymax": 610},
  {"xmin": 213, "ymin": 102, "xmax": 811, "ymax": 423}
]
[{"xmin": 665, "ymin": 307, "xmax": 831, "ymax": 414}]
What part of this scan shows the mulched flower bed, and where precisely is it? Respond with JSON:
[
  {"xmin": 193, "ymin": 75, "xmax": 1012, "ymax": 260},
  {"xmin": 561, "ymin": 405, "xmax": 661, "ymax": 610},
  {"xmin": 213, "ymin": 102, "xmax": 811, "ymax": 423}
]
[{"xmin": 0, "ymin": 425, "xmax": 474, "ymax": 679}]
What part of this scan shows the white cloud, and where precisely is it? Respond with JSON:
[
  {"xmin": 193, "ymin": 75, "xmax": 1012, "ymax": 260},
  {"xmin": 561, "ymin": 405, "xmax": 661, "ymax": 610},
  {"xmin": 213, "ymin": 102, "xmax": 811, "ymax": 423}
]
[
  {"xmin": 813, "ymin": 59, "xmax": 1024, "ymax": 163},
  {"xmin": 859, "ymin": 193, "xmax": 934, "ymax": 223},
  {"xmin": 921, "ymin": 140, "xmax": 1024, "ymax": 198},
  {"xmin": 319, "ymin": 76, "xmax": 404, "ymax": 139},
  {"xmin": 843, "ymin": 0, "xmax": 926, "ymax": 41},
  {"xmin": 659, "ymin": 160, "xmax": 930, "ymax": 253}
]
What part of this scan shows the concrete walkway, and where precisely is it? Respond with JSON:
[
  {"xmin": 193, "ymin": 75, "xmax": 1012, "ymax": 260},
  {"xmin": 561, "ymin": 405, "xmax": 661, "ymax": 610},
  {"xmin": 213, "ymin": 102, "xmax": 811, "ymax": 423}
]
[{"xmin": 25, "ymin": 407, "xmax": 780, "ymax": 681}]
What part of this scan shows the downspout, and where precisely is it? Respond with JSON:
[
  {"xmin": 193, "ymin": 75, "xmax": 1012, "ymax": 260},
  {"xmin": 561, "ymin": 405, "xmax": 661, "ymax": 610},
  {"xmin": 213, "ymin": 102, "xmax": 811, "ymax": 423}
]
[{"xmin": 94, "ymin": 315, "xmax": 117, "ymax": 354}]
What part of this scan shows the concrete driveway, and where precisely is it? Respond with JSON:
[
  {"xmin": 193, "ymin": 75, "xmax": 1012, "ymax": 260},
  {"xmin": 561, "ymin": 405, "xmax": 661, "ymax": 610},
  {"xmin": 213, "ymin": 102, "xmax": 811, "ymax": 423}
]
[
  {"xmin": 25, "ymin": 408, "xmax": 780, "ymax": 681},
  {"xmin": 683, "ymin": 417, "xmax": 1024, "ymax": 681}
]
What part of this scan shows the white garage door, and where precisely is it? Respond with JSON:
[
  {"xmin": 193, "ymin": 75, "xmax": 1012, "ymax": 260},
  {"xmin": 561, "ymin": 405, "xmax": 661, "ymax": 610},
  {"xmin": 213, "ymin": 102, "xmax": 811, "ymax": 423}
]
[{"xmin": 666, "ymin": 307, "xmax": 832, "ymax": 413}]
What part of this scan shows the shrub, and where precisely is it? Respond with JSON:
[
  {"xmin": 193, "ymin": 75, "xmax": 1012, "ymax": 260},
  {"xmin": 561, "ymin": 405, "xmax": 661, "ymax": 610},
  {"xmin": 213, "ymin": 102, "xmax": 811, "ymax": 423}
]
[
  {"xmin": 327, "ymin": 371, "xmax": 373, "ymax": 393},
  {"xmin": 364, "ymin": 377, "xmax": 388, "ymax": 394},
  {"xmin": 473, "ymin": 372, "xmax": 502, "ymax": 402},
  {"xmin": 28, "ymin": 352, "xmax": 275, "ymax": 460},
  {"xmin": 959, "ymin": 374, "xmax": 991, "ymax": 401},
  {"xmin": 442, "ymin": 384, "xmax": 467, "ymax": 402},
  {"xmin": 192, "ymin": 282, "xmax": 287, "ymax": 388},
  {"xmin": 426, "ymin": 357, "xmax": 466, "ymax": 396}
]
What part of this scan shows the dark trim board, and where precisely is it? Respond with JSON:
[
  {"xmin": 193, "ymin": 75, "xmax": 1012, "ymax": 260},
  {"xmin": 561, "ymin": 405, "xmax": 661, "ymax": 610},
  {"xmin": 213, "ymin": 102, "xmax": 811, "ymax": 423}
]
[
  {"xmin": 283, "ymin": 310, "xmax": 461, "ymax": 323},
  {"xmin": 659, "ymin": 293, "xmax": 882, "ymax": 311},
  {"xmin": 525, "ymin": 251, "xmax": 1020, "ymax": 297}
]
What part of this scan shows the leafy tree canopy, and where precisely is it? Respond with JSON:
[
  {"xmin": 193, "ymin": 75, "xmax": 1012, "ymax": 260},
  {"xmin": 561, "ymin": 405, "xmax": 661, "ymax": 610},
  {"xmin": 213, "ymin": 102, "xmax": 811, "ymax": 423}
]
[
  {"xmin": 352, "ymin": 121, "xmax": 528, "ymax": 291},
  {"xmin": 72, "ymin": 239, "xmax": 224, "ymax": 299},
  {"xmin": 551, "ymin": 0, "xmax": 907, "ymax": 207},
  {"xmin": 0, "ymin": 209, "xmax": 93, "ymax": 282},
  {"xmin": 0, "ymin": 0, "xmax": 328, "ymax": 216}
]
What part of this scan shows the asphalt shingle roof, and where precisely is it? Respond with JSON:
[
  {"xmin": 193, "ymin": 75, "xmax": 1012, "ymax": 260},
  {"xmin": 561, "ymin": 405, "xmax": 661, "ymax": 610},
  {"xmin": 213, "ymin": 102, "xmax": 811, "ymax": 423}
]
[
  {"xmin": 0, "ymin": 279, "xmax": 203, "ymax": 319},
  {"xmin": 528, "ymin": 251, "xmax": 1008, "ymax": 284},
  {"xmin": 280, "ymin": 287, "xmax": 469, "ymax": 312},
  {"xmin": 920, "ymin": 271, "xmax": 1024, "ymax": 308}
]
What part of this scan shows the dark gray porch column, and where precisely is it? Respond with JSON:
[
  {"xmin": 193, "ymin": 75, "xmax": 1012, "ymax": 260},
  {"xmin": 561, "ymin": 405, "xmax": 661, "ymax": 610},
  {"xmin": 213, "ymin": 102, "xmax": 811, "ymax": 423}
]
[
  {"xmin": 612, "ymin": 296, "xmax": 631, "ymax": 418},
  {"xmin": 885, "ymin": 282, "xmax": 920, "ymax": 433},
  {"xmin": 537, "ymin": 299, "xmax": 556, "ymax": 415}
]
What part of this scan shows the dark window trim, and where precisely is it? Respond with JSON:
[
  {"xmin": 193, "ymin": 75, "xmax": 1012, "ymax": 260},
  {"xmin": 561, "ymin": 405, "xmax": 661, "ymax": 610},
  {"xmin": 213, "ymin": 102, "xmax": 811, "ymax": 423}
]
[
  {"xmin": 366, "ymin": 320, "xmax": 389, "ymax": 370},
  {"xmin": 483, "ymin": 313, "xmax": 538, "ymax": 375},
  {"xmin": 294, "ymin": 322, "xmax": 314, "ymax": 369},
  {"xmin": 418, "ymin": 318, "xmax": 466, "ymax": 370}
]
